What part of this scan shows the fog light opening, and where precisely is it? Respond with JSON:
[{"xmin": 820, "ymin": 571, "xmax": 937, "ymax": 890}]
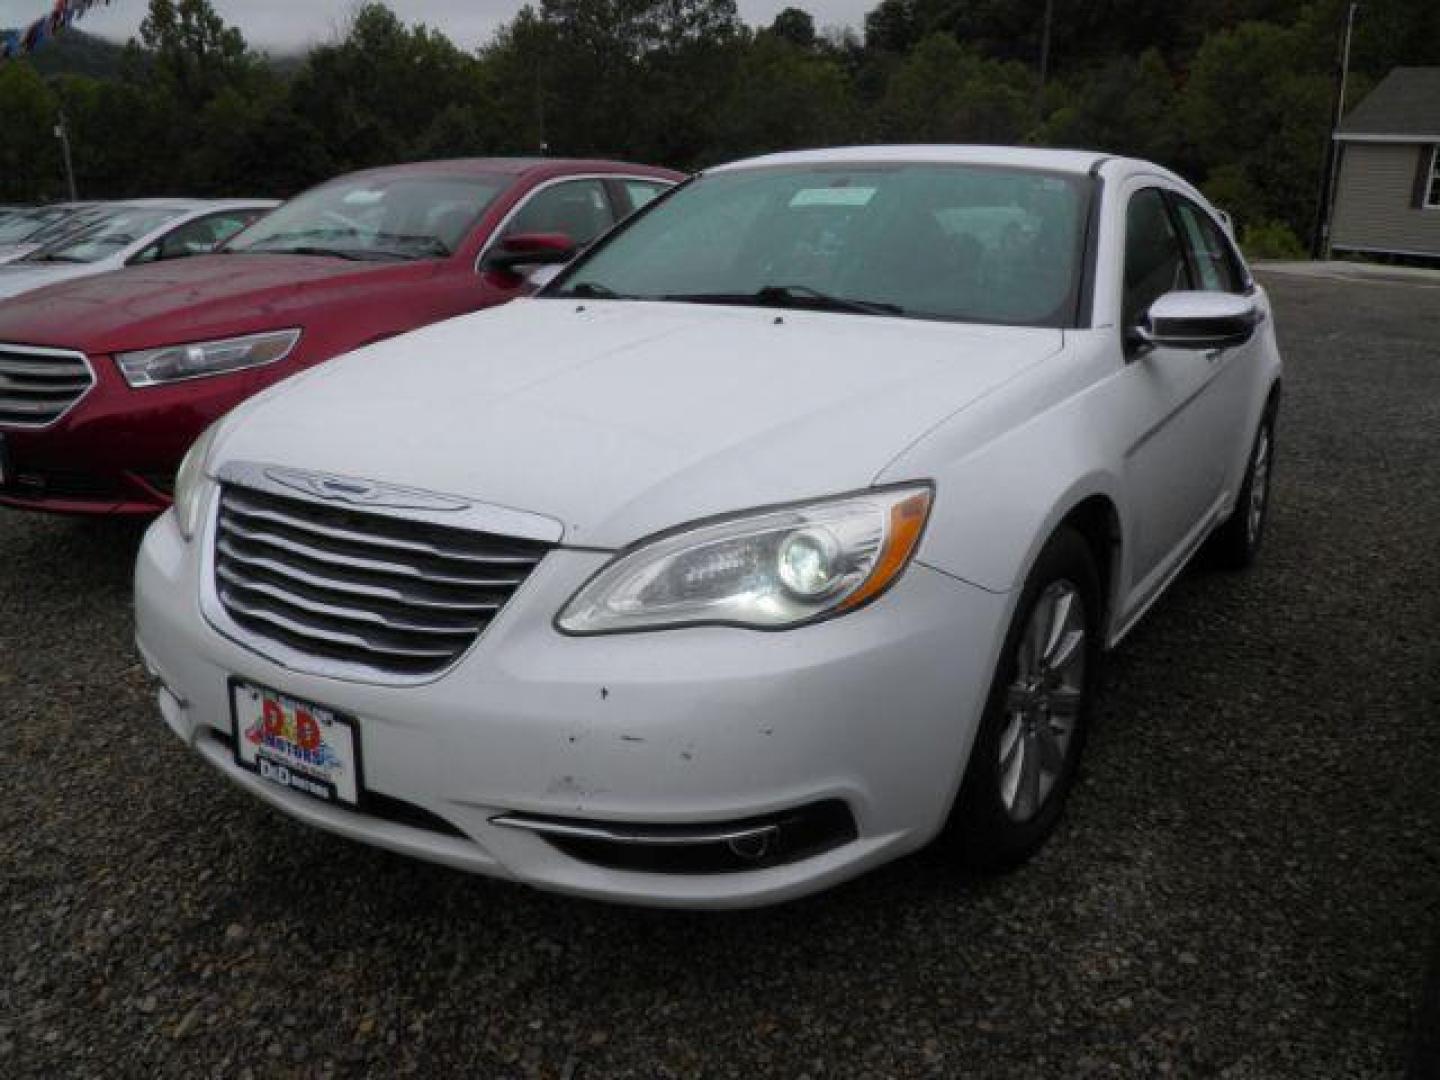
[
  {"xmin": 728, "ymin": 830, "xmax": 775, "ymax": 862},
  {"xmin": 492, "ymin": 799, "xmax": 858, "ymax": 874}
]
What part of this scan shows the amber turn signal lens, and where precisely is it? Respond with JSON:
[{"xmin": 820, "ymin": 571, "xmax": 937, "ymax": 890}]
[{"xmin": 839, "ymin": 489, "xmax": 932, "ymax": 611}]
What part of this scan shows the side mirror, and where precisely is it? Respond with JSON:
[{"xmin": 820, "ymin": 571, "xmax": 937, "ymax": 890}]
[
  {"xmin": 1130, "ymin": 291, "xmax": 1260, "ymax": 353},
  {"xmin": 482, "ymin": 232, "xmax": 576, "ymax": 273}
]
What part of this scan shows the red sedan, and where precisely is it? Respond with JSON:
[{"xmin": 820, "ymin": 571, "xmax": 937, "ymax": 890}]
[{"xmin": 0, "ymin": 157, "xmax": 681, "ymax": 515}]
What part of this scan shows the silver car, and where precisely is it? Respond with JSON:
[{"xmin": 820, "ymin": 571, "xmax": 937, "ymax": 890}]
[{"xmin": 0, "ymin": 199, "xmax": 276, "ymax": 301}]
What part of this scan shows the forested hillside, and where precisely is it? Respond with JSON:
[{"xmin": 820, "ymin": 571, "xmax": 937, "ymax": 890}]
[
  {"xmin": 1, "ymin": 0, "xmax": 1436, "ymax": 254},
  {"xmin": 8, "ymin": 28, "xmax": 124, "ymax": 79}
]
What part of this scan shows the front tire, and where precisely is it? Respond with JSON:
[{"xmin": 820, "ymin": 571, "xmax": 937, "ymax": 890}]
[
  {"xmin": 1207, "ymin": 410, "xmax": 1276, "ymax": 570},
  {"xmin": 948, "ymin": 527, "xmax": 1101, "ymax": 870}
]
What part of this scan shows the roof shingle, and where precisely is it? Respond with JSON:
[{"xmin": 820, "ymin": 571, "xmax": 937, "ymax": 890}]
[{"xmin": 1337, "ymin": 67, "xmax": 1440, "ymax": 141}]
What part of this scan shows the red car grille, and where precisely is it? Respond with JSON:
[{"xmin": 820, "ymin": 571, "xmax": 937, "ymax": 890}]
[{"xmin": 0, "ymin": 345, "xmax": 95, "ymax": 428}]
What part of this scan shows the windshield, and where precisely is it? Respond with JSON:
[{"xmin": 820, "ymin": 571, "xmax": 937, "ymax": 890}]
[
  {"xmin": 27, "ymin": 207, "xmax": 185, "ymax": 264},
  {"xmin": 552, "ymin": 164, "xmax": 1089, "ymax": 327},
  {"xmin": 227, "ymin": 174, "xmax": 509, "ymax": 261},
  {"xmin": 0, "ymin": 208, "xmax": 72, "ymax": 245},
  {"xmin": 24, "ymin": 208, "xmax": 108, "ymax": 248}
]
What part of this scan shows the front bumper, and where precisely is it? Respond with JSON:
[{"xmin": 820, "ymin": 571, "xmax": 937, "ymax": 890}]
[
  {"xmin": 135, "ymin": 508, "xmax": 1012, "ymax": 908},
  {"xmin": 0, "ymin": 351, "xmax": 276, "ymax": 516}
]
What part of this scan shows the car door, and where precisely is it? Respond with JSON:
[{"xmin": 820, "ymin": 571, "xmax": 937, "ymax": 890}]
[
  {"xmin": 478, "ymin": 177, "xmax": 620, "ymax": 298},
  {"xmin": 1116, "ymin": 184, "xmax": 1229, "ymax": 590},
  {"xmin": 1168, "ymin": 194, "xmax": 1266, "ymax": 503}
]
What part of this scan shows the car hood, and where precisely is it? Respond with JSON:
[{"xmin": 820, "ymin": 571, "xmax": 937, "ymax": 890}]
[
  {"xmin": 0, "ymin": 262, "xmax": 94, "ymax": 301},
  {"xmin": 0, "ymin": 253, "xmax": 417, "ymax": 353},
  {"xmin": 0, "ymin": 243, "xmax": 43, "ymax": 265},
  {"xmin": 213, "ymin": 299, "xmax": 1064, "ymax": 548}
]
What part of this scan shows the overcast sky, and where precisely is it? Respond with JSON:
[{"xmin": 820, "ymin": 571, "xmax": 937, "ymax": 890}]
[{"xmin": 0, "ymin": 0, "xmax": 872, "ymax": 51}]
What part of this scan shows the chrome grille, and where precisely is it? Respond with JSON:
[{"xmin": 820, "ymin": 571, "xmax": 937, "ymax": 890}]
[
  {"xmin": 214, "ymin": 483, "xmax": 550, "ymax": 678},
  {"xmin": 0, "ymin": 345, "xmax": 95, "ymax": 427}
]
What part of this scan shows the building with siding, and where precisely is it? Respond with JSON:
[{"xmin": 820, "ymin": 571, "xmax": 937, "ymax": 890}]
[{"xmin": 1330, "ymin": 67, "xmax": 1440, "ymax": 263}]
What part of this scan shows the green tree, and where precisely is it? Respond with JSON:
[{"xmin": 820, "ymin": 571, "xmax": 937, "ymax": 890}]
[
  {"xmin": 1181, "ymin": 20, "xmax": 1332, "ymax": 236},
  {"xmin": 526, "ymin": 0, "xmax": 742, "ymax": 159},
  {"xmin": 875, "ymin": 33, "xmax": 1034, "ymax": 144},
  {"xmin": 1036, "ymin": 49, "xmax": 1180, "ymax": 165},
  {"xmin": 0, "ymin": 63, "xmax": 60, "ymax": 201},
  {"xmin": 139, "ymin": 0, "xmax": 260, "ymax": 110},
  {"xmin": 290, "ymin": 3, "xmax": 486, "ymax": 173},
  {"xmin": 863, "ymin": 0, "xmax": 923, "ymax": 55},
  {"xmin": 769, "ymin": 7, "xmax": 818, "ymax": 49},
  {"xmin": 477, "ymin": 6, "xmax": 556, "ymax": 155},
  {"xmin": 714, "ymin": 32, "xmax": 856, "ymax": 160},
  {"xmin": 52, "ymin": 75, "xmax": 160, "ymax": 197},
  {"xmin": 1200, "ymin": 162, "xmax": 1268, "ymax": 233}
]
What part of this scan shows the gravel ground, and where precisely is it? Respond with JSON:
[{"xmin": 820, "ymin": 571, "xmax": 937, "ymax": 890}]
[{"xmin": 2, "ymin": 271, "xmax": 1438, "ymax": 1079}]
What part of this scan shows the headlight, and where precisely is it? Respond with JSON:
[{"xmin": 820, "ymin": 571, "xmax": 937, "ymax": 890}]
[
  {"xmin": 557, "ymin": 486, "xmax": 932, "ymax": 634},
  {"xmin": 173, "ymin": 422, "xmax": 221, "ymax": 541},
  {"xmin": 116, "ymin": 329, "xmax": 301, "ymax": 388}
]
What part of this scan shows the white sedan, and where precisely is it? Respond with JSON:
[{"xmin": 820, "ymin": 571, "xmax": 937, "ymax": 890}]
[
  {"xmin": 135, "ymin": 146, "xmax": 1282, "ymax": 908},
  {"xmin": 0, "ymin": 199, "xmax": 276, "ymax": 301},
  {"xmin": 0, "ymin": 202, "xmax": 105, "ymax": 265}
]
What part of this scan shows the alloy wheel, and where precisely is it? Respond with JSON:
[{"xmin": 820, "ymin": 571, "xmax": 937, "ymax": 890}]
[
  {"xmin": 1246, "ymin": 426, "xmax": 1271, "ymax": 546},
  {"xmin": 999, "ymin": 580, "xmax": 1086, "ymax": 823}
]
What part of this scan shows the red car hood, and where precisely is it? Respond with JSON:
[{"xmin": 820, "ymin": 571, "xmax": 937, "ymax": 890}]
[{"xmin": 0, "ymin": 254, "xmax": 424, "ymax": 354}]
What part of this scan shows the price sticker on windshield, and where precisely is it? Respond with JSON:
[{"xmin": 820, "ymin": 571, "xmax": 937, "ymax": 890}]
[{"xmin": 790, "ymin": 187, "xmax": 876, "ymax": 207}]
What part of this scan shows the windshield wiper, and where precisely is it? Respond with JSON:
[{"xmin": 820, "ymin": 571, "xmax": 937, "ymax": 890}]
[
  {"xmin": 662, "ymin": 285, "xmax": 905, "ymax": 317},
  {"xmin": 247, "ymin": 245, "xmax": 380, "ymax": 261},
  {"xmin": 558, "ymin": 282, "xmax": 636, "ymax": 300},
  {"xmin": 360, "ymin": 248, "xmax": 439, "ymax": 262},
  {"xmin": 373, "ymin": 232, "xmax": 451, "ymax": 257}
]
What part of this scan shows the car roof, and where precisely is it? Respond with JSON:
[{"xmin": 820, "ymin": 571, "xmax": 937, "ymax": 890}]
[
  {"xmin": 334, "ymin": 158, "xmax": 682, "ymax": 184},
  {"xmin": 710, "ymin": 145, "xmax": 1117, "ymax": 176},
  {"xmin": 100, "ymin": 198, "xmax": 278, "ymax": 213}
]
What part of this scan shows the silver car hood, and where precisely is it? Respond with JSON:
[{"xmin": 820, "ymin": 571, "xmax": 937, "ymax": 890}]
[
  {"xmin": 0, "ymin": 262, "xmax": 95, "ymax": 300},
  {"xmin": 212, "ymin": 298, "xmax": 1063, "ymax": 547}
]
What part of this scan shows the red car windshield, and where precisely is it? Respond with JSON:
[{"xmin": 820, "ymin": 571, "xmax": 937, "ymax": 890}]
[{"xmin": 227, "ymin": 174, "xmax": 510, "ymax": 262}]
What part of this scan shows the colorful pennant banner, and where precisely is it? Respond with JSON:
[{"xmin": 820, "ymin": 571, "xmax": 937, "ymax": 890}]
[{"xmin": 1, "ymin": 1, "xmax": 113, "ymax": 64}]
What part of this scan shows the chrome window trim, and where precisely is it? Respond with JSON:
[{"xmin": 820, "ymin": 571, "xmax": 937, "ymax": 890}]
[
  {"xmin": 0, "ymin": 342, "xmax": 99, "ymax": 431},
  {"xmin": 473, "ymin": 173, "xmax": 676, "ymax": 275}
]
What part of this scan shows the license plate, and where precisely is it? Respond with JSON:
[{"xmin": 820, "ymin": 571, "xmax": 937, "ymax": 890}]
[{"xmin": 231, "ymin": 681, "xmax": 361, "ymax": 806}]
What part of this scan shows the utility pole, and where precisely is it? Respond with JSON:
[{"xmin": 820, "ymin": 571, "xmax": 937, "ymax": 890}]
[
  {"xmin": 1036, "ymin": 0, "xmax": 1054, "ymax": 118},
  {"xmin": 54, "ymin": 111, "xmax": 78, "ymax": 202},
  {"xmin": 1311, "ymin": 3, "xmax": 1358, "ymax": 259}
]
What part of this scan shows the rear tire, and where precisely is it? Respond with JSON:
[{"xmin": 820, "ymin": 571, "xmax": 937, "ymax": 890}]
[
  {"xmin": 948, "ymin": 526, "xmax": 1101, "ymax": 870},
  {"xmin": 1207, "ymin": 409, "xmax": 1276, "ymax": 570}
]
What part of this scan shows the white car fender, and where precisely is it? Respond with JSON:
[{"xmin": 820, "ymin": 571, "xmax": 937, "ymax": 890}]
[{"xmin": 881, "ymin": 333, "xmax": 1126, "ymax": 599}]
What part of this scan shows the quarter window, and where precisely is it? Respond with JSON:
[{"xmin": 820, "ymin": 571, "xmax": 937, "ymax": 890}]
[
  {"xmin": 503, "ymin": 179, "xmax": 615, "ymax": 247},
  {"xmin": 1171, "ymin": 198, "xmax": 1244, "ymax": 293},
  {"xmin": 1426, "ymin": 146, "xmax": 1440, "ymax": 209},
  {"xmin": 1122, "ymin": 188, "xmax": 1191, "ymax": 330},
  {"xmin": 622, "ymin": 180, "xmax": 668, "ymax": 214}
]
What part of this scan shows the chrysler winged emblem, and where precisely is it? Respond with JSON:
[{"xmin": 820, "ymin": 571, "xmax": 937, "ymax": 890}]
[{"xmin": 265, "ymin": 467, "xmax": 471, "ymax": 513}]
